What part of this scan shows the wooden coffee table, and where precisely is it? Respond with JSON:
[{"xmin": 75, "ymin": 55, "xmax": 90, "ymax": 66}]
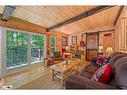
[{"xmin": 49, "ymin": 59, "xmax": 80, "ymax": 86}]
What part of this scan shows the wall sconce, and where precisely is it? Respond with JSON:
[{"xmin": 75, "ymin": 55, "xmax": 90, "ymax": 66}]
[{"xmin": 1, "ymin": 5, "xmax": 16, "ymax": 21}]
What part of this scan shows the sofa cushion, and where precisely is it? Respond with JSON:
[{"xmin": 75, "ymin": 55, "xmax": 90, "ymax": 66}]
[
  {"xmin": 102, "ymin": 55, "xmax": 110, "ymax": 66},
  {"xmin": 92, "ymin": 63, "xmax": 112, "ymax": 83},
  {"xmin": 113, "ymin": 57, "xmax": 127, "ymax": 89},
  {"xmin": 108, "ymin": 54, "xmax": 127, "ymax": 66},
  {"xmin": 83, "ymin": 64, "xmax": 99, "ymax": 74},
  {"xmin": 80, "ymin": 71, "xmax": 92, "ymax": 79},
  {"xmin": 110, "ymin": 52, "xmax": 122, "ymax": 59},
  {"xmin": 96, "ymin": 56, "xmax": 106, "ymax": 66}
]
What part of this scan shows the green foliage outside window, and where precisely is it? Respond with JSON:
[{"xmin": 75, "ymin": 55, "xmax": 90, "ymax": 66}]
[
  {"xmin": 6, "ymin": 30, "xmax": 45, "ymax": 68},
  {"xmin": 31, "ymin": 34, "xmax": 44, "ymax": 62},
  {"xmin": 6, "ymin": 30, "xmax": 28, "ymax": 67}
]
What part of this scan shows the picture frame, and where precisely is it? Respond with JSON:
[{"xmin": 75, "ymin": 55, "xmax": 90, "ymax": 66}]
[
  {"xmin": 72, "ymin": 36, "xmax": 77, "ymax": 45},
  {"xmin": 62, "ymin": 36, "xmax": 68, "ymax": 47}
]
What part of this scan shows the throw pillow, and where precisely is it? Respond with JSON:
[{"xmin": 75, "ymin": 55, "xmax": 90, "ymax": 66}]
[
  {"xmin": 92, "ymin": 63, "xmax": 112, "ymax": 83},
  {"xmin": 96, "ymin": 56, "xmax": 106, "ymax": 66},
  {"xmin": 102, "ymin": 55, "xmax": 110, "ymax": 66}
]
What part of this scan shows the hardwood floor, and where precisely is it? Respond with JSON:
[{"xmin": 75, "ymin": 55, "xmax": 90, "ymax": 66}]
[
  {"xmin": 3, "ymin": 64, "xmax": 63, "ymax": 89},
  {"xmin": 19, "ymin": 70, "xmax": 63, "ymax": 89},
  {"xmin": 3, "ymin": 60, "xmax": 89, "ymax": 89}
]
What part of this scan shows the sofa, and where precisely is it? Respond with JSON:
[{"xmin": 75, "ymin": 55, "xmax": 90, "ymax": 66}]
[{"xmin": 65, "ymin": 52, "xmax": 127, "ymax": 89}]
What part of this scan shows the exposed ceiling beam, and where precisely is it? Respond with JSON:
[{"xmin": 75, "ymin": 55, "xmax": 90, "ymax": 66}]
[
  {"xmin": 47, "ymin": 6, "xmax": 115, "ymax": 31},
  {"xmin": 114, "ymin": 6, "xmax": 124, "ymax": 26}
]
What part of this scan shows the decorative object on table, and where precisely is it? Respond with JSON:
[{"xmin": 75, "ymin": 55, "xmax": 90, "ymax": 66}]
[
  {"xmin": 105, "ymin": 47, "xmax": 113, "ymax": 56},
  {"xmin": 72, "ymin": 36, "xmax": 77, "ymax": 45}
]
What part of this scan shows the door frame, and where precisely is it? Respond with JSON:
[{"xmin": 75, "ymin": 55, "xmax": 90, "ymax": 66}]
[{"xmin": 86, "ymin": 32, "xmax": 99, "ymax": 61}]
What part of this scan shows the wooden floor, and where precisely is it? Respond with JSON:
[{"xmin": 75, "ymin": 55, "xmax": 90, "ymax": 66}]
[
  {"xmin": 3, "ymin": 64, "xmax": 63, "ymax": 89},
  {"xmin": 18, "ymin": 70, "xmax": 63, "ymax": 89},
  {"xmin": 3, "ymin": 60, "xmax": 89, "ymax": 89}
]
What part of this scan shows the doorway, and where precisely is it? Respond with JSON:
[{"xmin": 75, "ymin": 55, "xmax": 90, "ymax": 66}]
[{"xmin": 86, "ymin": 32, "xmax": 99, "ymax": 61}]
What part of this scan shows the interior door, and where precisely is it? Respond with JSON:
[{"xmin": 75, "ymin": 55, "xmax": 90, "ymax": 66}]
[{"xmin": 86, "ymin": 32, "xmax": 99, "ymax": 61}]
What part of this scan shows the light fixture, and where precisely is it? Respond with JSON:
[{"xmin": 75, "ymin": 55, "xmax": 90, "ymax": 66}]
[
  {"xmin": 105, "ymin": 47, "xmax": 113, "ymax": 55},
  {"xmin": 1, "ymin": 5, "xmax": 16, "ymax": 21}
]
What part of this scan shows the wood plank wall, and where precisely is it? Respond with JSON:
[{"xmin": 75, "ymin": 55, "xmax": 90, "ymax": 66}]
[
  {"xmin": 47, "ymin": 31, "xmax": 69, "ymax": 55},
  {"xmin": 69, "ymin": 29, "xmax": 114, "ymax": 51},
  {"xmin": 114, "ymin": 7, "xmax": 127, "ymax": 52}
]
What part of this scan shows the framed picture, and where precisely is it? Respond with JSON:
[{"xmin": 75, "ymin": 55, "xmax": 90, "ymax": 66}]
[
  {"xmin": 62, "ymin": 36, "xmax": 68, "ymax": 47},
  {"xmin": 72, "ymin": 36, "xmax": 77, "ymax": 45}
]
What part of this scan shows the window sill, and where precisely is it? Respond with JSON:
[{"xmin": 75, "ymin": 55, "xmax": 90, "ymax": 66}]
[
  {"xmin": 7, "ymin": 63, "xmax": 29, "ymax": 70},
  {"xmin": 6, "ymin": 62, "xmax": 43, "ymax": 76}
]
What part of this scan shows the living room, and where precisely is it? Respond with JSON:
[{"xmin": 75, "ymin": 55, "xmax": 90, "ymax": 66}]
[{"xmin": 0, "ymin": 1, "xmax": 127, "ymax": 92}]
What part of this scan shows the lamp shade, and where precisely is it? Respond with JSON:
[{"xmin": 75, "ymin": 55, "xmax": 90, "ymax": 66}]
[
  {"xmin": 105, "ymin": 47, "xmax": 113, "ymax": 55},
  {"xmin": 65, "ymin": 46, "xmax": 69, "ymax": 50}
]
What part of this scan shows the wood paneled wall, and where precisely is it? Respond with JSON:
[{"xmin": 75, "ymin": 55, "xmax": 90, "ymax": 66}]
[
  {"xmin": 69, "ymin": 29, "xmax": 114, "ymax": 51},
  {"xmin": 47, "ymin": 31, "xmax": 69, "ymax": 55},
  {"xmin": 114, "ymin": 7, "xmax": 127, "ymax": 52}
]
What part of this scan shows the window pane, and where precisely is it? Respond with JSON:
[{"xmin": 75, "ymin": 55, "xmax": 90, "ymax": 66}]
[
  {"xmin": 6, "ymin": 31, "xmax": 28, "ymax": 68},
  {"xmin": 31, "ymin": 35, "xmax": 44, "ymax": 63},
  {"xmin": 50, "ymin": 36, "xmax": 56, "ymax": 55}
]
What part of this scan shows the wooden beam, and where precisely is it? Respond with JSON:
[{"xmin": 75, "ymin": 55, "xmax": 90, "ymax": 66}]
[
  {"xmin": 114, "ymin": 6, "xmax": 124, "ymax": 26},
  {"xmin": 82, "ymin": 29, "xmax": 115, "ymax": 34},
  {"xmin": 47, "ymin": 6, "xmax": 115, "ymax": 31}
]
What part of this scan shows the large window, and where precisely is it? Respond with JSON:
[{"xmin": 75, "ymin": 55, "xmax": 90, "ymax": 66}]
[
  {"xmin": 6, "ymin": 30, "xmax": 45, "ymax": 68},
  {"xmin": 50, "ymin": 35, "xmax": 56, "ymax": 55},
  {"xmin": 6, "ymin": 30, "xmax": 28, "ymax": 68},
  {"xmin": 31, "ymin": 34, "xmax": 45, "ymax": 63}
]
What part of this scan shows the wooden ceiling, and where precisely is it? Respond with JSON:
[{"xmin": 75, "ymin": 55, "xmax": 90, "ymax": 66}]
[{"xmin": 0, "ymin": 6, "xmax": 120, "ymax": 34}]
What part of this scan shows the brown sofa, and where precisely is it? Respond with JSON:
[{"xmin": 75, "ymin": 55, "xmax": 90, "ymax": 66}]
[{"xmin": 65, "ymin": 52, "xmax": 127, "ymax": 89}]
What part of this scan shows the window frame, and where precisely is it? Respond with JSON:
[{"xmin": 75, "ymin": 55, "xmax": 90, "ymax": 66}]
[
  {"xmin": 0, "ymin": 26, "xmax": 46, "ymax": 76},
  {"xmin": 50, "ymin": 35, "xmax": 56, "ymax": 55}
]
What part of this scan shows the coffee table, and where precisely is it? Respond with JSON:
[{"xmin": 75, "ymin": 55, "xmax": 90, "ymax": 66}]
[{"xmin": 49, "ymin": 59, "xmax": 80, "ymax": 86}]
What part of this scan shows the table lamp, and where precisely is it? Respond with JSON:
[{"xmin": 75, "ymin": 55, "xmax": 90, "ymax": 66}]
[
  {"xmin": 65, "ymin": 46, "xmax": 69, "ymax": 53},
  {"xmin": 105, "ymin": 47, "xmax": 113, "ymax": 56}
]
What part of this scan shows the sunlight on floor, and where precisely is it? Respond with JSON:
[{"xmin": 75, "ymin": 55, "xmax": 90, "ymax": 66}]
[{"xmin": 3, "ymin": 64, "xmax": 50, "ymax": 89}]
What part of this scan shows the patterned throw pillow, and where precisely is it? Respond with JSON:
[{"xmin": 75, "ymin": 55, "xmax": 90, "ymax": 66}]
[
  {"xmin": 92, "ymin": 63, "xmax": 112, "ymax": 83},
  {"xmin": 102, "ymin": 55, "xmax": 110, "ymax": 66},
  {"xmin": 96, "ymin": 56, "xmax": 106, "ymax": 66}
]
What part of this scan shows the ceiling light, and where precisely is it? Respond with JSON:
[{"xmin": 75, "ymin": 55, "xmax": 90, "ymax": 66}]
[{"xmin": 1, "ymin": 5, "xmax": 16, "ymax": 21}]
